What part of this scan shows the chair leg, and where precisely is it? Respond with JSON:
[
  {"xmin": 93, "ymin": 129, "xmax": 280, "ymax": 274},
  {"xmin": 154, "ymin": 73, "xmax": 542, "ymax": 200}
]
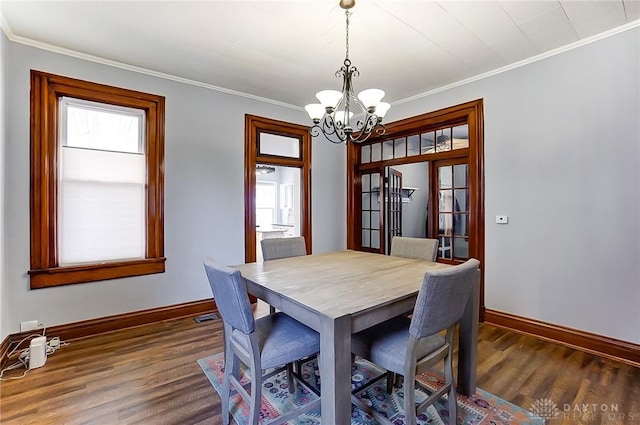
[
  {"xmin": 386, "ymin": 371, "xmax": 394, "ymax": 394},
  {"xmin": 444, "ymin": 351, "xmax": 457, "ymax": 424},
  {"xmin": 248, "ymin": 357, "xmax": 262, "ymax": 425},
  {"xmin": 395, "ymin": 374, "xmax": 403, "ymax": 388},
  {"xmin": 287, "ymin": 363, "xmax": 295, "ymax": 394},
  {"xmin": 403, "ymin": 376, "xmax": 417, "ymax": 425},
  {"xmin": 269, "ymin": 305, "xmax": 276, "ymax": 314},
  {"xmin": 222, "ymin": 351, "xmax": 234, "ymax": 425}
]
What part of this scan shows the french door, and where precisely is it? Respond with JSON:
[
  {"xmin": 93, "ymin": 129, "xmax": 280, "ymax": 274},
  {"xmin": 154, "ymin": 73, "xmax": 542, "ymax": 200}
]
[
  {"xmin": 347, "ymin": 99, "xmax": 485, "ymax": 316},
  {"xmin": 386, "ymin": 167, "xmax": 403, "ymax": 254},
  {"xmin": 358, "ymin": 167, "xmax": 403, "ymax": 254},
  {"xmin": 432, "ymin": 158, "xmax": 470, "ymax": 264}
]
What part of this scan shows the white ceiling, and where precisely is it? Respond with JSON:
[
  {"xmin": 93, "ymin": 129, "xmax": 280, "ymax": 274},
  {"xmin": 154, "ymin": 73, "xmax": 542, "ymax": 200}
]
[{"xmin": 1, "ymin": 1, "xmax": 638, "ymax": 108}]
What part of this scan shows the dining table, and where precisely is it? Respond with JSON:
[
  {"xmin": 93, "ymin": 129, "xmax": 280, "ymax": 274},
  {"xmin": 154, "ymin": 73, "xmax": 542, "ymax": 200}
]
[{"xmin": 232, "ymin": 249, "xmax": 479, "ymax": 425}]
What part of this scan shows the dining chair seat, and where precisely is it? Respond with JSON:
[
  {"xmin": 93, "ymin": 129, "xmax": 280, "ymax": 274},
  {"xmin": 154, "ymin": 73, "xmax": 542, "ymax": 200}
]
[
  {"xmin": 351, "ymin": 316, "xmax": 446, "ymax": 375},
  {"xmin": 231, "ymin": 312, "xmax": 320, "ymax": 370}
]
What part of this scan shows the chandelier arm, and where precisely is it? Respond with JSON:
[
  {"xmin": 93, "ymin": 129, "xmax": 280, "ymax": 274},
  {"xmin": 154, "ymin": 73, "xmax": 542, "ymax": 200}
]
[
  {"xmin": 350, "ymin": 114, "xmax": 380, "ymax": 143},
  {"xmin": 310, "ymin": 123, "xmax": 347, "ymax": 144}
]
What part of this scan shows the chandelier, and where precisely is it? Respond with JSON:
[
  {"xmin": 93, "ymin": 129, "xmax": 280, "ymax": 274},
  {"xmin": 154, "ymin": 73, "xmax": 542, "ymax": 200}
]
[{"xmin": 305, "ymin": 0, "xmax": 390, "ymax": 144}]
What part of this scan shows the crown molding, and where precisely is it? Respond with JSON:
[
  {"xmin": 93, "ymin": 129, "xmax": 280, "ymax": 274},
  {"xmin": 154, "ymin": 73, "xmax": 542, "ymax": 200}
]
[
  {"xmin": 0, "ymin": 17, "xmax": 302, "ymax": 111},
  {"xmin": 1, "ymin": 12, "xmax": 637, "ymax": 110},
  {"xmin": 394, "ymin": 20, "xmax": 640, "ymax": 106}
]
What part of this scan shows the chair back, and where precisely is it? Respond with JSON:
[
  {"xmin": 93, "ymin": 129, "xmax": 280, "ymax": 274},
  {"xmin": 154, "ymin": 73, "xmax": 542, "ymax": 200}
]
[
  {"xmin": 261, "ymin": 236, "xmax": 307, "ymax": 261},
  {"xmin": 390, "ymin": 236, "xmax": 439, "ymax": 261},
  {"xmin": 203, "ymin": 258, "xmax": 255, "ymax": 334},
  {"xmin": 409, "ymin": 258, "xmax": 479, "ymax": 338}
]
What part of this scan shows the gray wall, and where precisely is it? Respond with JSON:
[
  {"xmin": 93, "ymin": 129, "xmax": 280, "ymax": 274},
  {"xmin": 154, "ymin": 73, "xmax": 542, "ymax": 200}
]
[
  {"xmin": 387, "ymin": 27, "xmax": 640, "ymax": 344},
  {"xmin": 1, "ymin": 39, "xmax": 346, "ymax": 339},
  {"xmin": 0, "ymin": 30, "xmax": 7, "ymax": 338},
  {"xmin": 391, "ymin": 163, "xmax": 429, "ymax": 239}
]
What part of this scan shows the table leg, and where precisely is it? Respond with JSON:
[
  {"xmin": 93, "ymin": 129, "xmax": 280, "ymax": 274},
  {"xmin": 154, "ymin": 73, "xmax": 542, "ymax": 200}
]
[
  {"xmin": 457, "ymin": 276, "xmax": 479, "ymax": 396},
  {"xmin": 319, "ymin": 315, "xmax": 351, "ymax": 425}
]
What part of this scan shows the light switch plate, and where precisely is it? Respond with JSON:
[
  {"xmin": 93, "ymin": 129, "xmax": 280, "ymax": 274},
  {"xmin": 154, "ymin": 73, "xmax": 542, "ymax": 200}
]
[{"xmin": 496, "ymin": 215, "xmax": 508, "ymax": 224}]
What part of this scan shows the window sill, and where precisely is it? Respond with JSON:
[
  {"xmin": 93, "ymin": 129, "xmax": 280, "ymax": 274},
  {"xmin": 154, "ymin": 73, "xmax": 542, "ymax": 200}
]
[{"xmin": 29, "ymin": 257, "xmax": 166, "ymax": 289}]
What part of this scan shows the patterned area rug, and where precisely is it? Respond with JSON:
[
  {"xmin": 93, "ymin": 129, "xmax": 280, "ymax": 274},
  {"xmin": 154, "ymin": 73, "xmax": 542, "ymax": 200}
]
[{"xmin": 198, "ymin": 353, "xmax": 542, "ymax": 425}]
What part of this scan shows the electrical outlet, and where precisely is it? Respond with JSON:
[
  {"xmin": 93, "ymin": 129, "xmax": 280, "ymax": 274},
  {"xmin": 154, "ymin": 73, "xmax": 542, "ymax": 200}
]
[{"xmin": 20, "ymin": 320, "xmax": 41, "ymax": 332}]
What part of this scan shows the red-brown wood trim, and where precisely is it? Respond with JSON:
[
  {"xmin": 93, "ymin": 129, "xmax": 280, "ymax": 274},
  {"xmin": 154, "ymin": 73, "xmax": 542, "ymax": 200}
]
[
  {"xmin": 357, "ymin": 148, "xmax": 470, "ymax": 170},
  {"xmin": 470, "ymin": 99, "xmax": 485, "ymax": 321},
  {"xmin": 29, "ymin": 70, "xmax": 165, "ymax": 289},
  {"xmin": 244, "ymin": 115, "xmax": 312, "ymax": 263},
  {"xmin": 484, "ymin": 309, "xmax": 640, "ymax": 367},
  {"xmin": 0, "ymin": 335, "xmax": 11, "ymax": 371},
  {"xmin": 0, "ymin": 299, "xmax": 216, "ymax": 370},
  {"xmin": 245, "ymin": 116, "xmax": 259, "ymax": 263},
  {"xmin": 347, "ymin": 141, "xmax": 358, "ymax": 248},
  {"xmin": 29, "ymin": 258, "xmax": 166, "ymax": 288},
  {"xmin": 373, "ymin": 103, "xmax": 478, "ymax": 140}
]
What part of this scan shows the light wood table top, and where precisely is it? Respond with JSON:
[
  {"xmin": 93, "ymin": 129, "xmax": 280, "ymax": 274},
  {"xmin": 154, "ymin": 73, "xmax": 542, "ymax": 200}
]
[{"xmin": 234, "ymin": 250, "xmax": 449, "ymax": 320}]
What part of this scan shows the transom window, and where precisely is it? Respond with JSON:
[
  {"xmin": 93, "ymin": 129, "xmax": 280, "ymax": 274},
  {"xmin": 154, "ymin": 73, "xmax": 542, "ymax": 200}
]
[{"xmin": 360, "ymin": 124, "xmax": 469, "ymax": 163}]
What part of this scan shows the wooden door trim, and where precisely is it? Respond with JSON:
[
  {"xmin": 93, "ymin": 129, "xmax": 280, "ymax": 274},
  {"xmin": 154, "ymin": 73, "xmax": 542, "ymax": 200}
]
[{"xmin": 244, "ymin": 115, "xmax": 312, "ymax": 263}]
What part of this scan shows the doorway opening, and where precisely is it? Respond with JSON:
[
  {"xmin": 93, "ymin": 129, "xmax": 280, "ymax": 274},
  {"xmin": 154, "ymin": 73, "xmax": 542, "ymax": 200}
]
[
  {"xmin": 245, "ymin": 115, "xmax": 311, "ymax": 263},
  {"xmin": 347, "ymin": 99, "xmax": 485, "ymax": 315},
  {"xmin": 254, "ymin": 164, "xmax": 302, "ymax": 261}
]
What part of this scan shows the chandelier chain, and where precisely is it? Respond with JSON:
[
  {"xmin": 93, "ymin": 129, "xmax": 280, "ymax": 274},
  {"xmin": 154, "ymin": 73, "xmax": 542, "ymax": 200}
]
[{"xmin": 345, "ymin": 10, "xmax": 350, "ymax": 62}]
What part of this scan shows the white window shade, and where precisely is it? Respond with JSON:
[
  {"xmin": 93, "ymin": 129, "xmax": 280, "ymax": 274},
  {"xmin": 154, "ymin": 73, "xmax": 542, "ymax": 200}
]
[{"xmin": 58, "ymin": 147, "xmax": 146, "ymax": 265}]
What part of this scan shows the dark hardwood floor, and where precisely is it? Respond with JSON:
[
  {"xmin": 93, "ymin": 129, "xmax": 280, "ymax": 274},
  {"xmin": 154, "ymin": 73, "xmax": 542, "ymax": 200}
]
[{"xmin": 1, "ymin": 303, "xmax": 638, "ymax": 425}]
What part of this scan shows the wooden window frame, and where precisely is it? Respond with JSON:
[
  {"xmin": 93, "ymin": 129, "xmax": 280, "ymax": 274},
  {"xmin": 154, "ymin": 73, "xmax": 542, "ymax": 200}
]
[
  {"xmin": 29, "ymin": 70, "xmax": 165, "ymax": 289},
  {"xmin": 244, "ymin": 115, "xmax": 312, "ymax": 262}
]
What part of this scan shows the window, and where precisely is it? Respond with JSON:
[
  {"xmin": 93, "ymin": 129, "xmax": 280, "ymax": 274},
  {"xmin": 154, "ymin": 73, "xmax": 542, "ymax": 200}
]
[
  {"xmin": 255, "ymin": 181, "xmax": 277, "ymax": 228},
  {"xmin": 30, "ymin": 70, "xmax": 165, "ymax": 288},
  {"xmin": 359, "ymin": 123, "xmax": 469, "ymax": 163}
]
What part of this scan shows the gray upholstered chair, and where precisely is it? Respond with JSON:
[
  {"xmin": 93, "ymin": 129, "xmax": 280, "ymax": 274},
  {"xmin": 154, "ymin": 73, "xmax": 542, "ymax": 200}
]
[
  {"xmin": 351, "ymin": 258, "xmax": 480, "ymax": 425},
  {"xmin": 390, "ymin": 236, "xmax": 439, "ymax": 262},
  {"xmin": 260, "ymin": 236, "xmax": 307, "ymax": 314},
  {"xmin": 203, "ymin": 259, "xmax": 320, "ymax": 425}
]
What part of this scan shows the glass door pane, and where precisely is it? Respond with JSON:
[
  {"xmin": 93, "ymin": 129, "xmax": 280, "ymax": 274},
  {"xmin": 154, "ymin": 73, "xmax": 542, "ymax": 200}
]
[
  {"xmin": 360, "ymin": 171, "xmax": 382, "ymax": 251},
  {"xmin": 436, "ymin": 161, "xmax": 469, "ymax": 261}
]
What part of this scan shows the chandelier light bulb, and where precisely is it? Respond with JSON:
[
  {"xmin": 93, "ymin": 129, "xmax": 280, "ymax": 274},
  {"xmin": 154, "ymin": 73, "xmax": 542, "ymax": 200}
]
[
  {"xmin": 376, "ymin": 102, "xmax": 391, "ymax": 119},
  {"xmin": 334, "ymin": 110, "xmax": 354, "ymax": 125},
  {"xmin": 357, "ymin": 89, "xmax": 385, "ymax": 110},
  {"xmin": 316, "ymin": 90, "xmax": 343, "ymax": 111},
  {"xmin": 305, "ymin": 104, "xmax": 325, "ymax": 122}
]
